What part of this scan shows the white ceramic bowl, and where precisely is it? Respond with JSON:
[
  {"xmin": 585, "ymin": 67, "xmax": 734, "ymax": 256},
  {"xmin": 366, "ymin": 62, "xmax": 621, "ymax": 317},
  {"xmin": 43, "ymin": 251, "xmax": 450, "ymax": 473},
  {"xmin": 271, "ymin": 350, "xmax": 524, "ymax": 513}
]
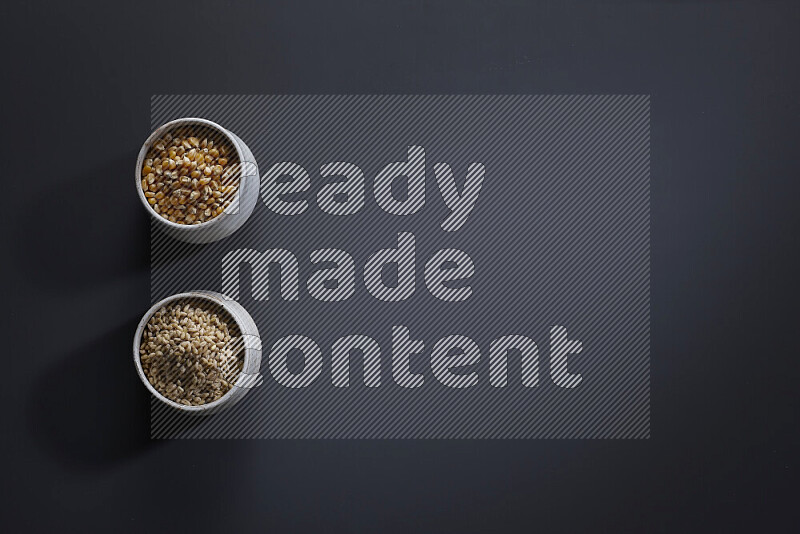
[
  {"xmin": 133, "ymin": 291, "xmax": 262, "ymax": 415},
  {"xmin": 135, "ymin": 118, "xmax": 259, "ymax": 244}
]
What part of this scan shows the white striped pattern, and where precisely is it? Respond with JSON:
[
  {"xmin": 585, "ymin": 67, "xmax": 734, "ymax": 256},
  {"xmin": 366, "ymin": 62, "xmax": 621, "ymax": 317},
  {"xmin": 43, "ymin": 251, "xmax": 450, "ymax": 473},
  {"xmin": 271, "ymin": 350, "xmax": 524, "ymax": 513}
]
[{"xmin": 147, "ymin": 95, "xmax": 650, "ymax": 439}]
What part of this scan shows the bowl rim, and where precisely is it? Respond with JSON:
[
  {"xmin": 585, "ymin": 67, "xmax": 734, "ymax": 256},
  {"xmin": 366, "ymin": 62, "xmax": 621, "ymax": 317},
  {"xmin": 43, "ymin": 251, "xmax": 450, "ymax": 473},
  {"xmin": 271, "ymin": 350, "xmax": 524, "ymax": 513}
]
[
  {"xmin": 133, "ymin": 291, "xmax": 250, "ymax": 412},
  {"xmin": 135, "ymin": 117, "xmax": 246, "ymax": 231}
]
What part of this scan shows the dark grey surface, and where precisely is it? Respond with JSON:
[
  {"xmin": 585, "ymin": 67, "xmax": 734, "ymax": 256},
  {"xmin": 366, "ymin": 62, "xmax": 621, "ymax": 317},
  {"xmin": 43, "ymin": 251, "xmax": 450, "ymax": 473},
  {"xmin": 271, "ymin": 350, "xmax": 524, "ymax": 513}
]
[{"xmin": 1, "ymin": 0, "xmax": 797, "ymax": 531}]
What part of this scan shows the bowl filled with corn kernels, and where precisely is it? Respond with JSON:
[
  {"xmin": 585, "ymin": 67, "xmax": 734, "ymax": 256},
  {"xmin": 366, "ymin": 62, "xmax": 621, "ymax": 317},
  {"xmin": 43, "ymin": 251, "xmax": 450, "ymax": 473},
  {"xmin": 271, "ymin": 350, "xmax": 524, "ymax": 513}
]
[{"xmin": 136, "ymin": 118, "xmax": 259, "ymax": 243}]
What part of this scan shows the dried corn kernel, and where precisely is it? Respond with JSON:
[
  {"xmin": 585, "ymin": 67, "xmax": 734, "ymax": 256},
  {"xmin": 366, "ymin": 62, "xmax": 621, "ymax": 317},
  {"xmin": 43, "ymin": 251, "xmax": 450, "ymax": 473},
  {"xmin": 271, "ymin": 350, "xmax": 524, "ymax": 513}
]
[{"xmin": 141, "ymin": 126, "xmax": 239, "ymax": 224}]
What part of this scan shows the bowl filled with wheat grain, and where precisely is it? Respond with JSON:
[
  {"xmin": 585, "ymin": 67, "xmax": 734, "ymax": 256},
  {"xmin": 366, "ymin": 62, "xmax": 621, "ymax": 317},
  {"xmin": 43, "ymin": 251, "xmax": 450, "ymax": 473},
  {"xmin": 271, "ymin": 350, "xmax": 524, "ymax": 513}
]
[{"xmin": 133, "ymin": 291, "xmax": 262, "ymax": 414}]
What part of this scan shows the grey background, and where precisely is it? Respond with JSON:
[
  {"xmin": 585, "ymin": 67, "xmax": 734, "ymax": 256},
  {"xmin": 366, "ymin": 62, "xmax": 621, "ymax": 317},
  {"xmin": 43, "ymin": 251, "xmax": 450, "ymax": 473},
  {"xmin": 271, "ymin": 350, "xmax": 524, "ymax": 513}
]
[
  {"xmin": 150, "ymin": 95, "xmax": 650, "ymax": 438},
  {"xmin": 1, "ymin": 0, "xmax": 797, "ymax": 531}
]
